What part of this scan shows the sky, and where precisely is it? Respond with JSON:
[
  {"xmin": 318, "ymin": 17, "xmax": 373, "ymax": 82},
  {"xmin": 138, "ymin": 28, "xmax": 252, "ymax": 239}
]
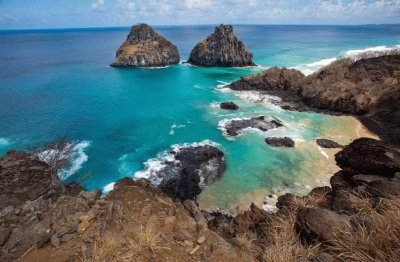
[{"xmin": 0, "ymin": 0, "xmax": 399, "ymax": 29}]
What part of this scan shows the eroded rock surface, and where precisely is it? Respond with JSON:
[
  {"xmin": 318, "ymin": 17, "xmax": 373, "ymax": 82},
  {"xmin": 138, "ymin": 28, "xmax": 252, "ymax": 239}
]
[
  {"xmin": 111, "ymin": 23, "xmax": 180, "ymax": 67},
  {"xmin": 188, "ymin": 24, "xmax": 254, "ymax": 67},
  {"xmin": 220, "ymin": 116, "xmax": 283, "ymax": 137},
  {"xmin": 139, "ymin": 144, "xmax": 226, "ymax": 201},
  {"xmin": 265, "ymin": 137, "xmax": 295, "ymax": 147},
  {"xmin": 220, "ymin": 102, "xmax": 239, "ymax": 111},
  {"xmin": 316, "ymin": 138, "xmax": 344, "ymax": 149}
]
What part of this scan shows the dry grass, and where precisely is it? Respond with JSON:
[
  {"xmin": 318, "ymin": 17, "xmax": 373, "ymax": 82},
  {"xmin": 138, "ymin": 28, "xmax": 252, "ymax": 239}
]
[
  {"xmin": 80, "ymin": 220, "xmax": 167, "ymax": 262},
  {"xmin": 327, "ymin": 198, "xmax": 400, "ymax": 262},
  {"xmin": 235, "ymin": 232, "xmax": 258, "ymax": 252},
  {"xmin": 262, "ymin": 212, "xmax": 320, "ymax": 262}
]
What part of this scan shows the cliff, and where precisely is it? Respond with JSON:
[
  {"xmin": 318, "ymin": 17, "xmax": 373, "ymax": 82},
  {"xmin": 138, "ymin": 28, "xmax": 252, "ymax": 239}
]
[
  {"xmin": 111, "ymin": 24, "xmax": 180, "ymax": 67},
  {"xmin": 228, "ymin": 54, "xmax": 400, "ymax": 143},
  {"xmin": 1, "ymin": 137, "xmax": 400, "ymax": 261},
  {"xmin": 188, "ymin": 25, "xmax": 255, "ymax": 67}
]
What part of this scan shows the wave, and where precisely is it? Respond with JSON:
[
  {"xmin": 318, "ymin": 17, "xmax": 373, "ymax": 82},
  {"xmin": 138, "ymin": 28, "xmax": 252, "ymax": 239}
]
[
  {"xmin": 292, "ymin": 45, "xmax": 400, "ymax": 76},
  {"xmin": 103, "ymin": 182, "xmax": 115, "ymax": 194},
  {"xmin": 344, "ymin": 45, "xmax": 400, "ymax": 59},
  {"xmin": 292, "ymin": 57, "xmax": 337, "ymax": 76},
  {"xmin": 38, "ymin": 140, "xmax": 91, "ymax": 180},
  {"xmin": 59, "ymin": 141, "xmax": 90, "ymax": 180},
  {"xmin": 134, "ymin": 140, "xmax": 219, "ymax": 185}
]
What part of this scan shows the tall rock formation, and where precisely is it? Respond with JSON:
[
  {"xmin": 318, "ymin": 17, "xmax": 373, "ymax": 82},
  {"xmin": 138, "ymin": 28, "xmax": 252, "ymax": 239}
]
[
  {"xmin": 111, "ymin": 23, "xmax": 180, "ymax": 67},
  {"xmin": 188, "ymin": 24, "xmax": 255, "ymax": 67}
]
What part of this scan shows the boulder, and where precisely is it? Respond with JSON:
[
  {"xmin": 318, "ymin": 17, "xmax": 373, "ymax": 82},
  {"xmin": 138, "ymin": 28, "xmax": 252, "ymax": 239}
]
[
  {"xmin": 316, "ymin": 139, "xmax": 343, "ymax": 149},
  {"xmin": 188, "ymin": 24, "xmax": 254, "ymax": 67},
  {"xmin": 296, "ymin": 207, "xmax": 352, "ymax": 242},
  {"xmin": 220, "ymin": 102, "xmax": 239, "ymax": 111},
  {"xmin": 141, "ymin": 144, "xmax": 226, "ymax": 201},
  {"xmin": 111, "ymin": 23, "xmax": 180, "ymax": 67},
  {"xmin": 335, "ymin": 138, "xmax": 400, "ymax": 177},
  {"xmin": 265, "ymin": 137, "xmax": 295, "ymax": 148}
]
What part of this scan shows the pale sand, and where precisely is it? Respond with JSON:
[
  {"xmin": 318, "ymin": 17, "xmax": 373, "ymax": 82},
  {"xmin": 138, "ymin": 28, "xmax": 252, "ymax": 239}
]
[{"xmin": 199, "ymin": 116, "xmax": 378, "ymax": 214}]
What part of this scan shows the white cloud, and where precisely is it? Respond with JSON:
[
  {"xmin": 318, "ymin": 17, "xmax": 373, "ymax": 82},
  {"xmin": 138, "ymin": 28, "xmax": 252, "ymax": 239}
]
[
  {"xmin": 88, "ymin": 0, "xmax": 400, "ymax": 25},
  {"xmin": 91, "ymin": 0, "xmax": 105, "ymax": 11}
]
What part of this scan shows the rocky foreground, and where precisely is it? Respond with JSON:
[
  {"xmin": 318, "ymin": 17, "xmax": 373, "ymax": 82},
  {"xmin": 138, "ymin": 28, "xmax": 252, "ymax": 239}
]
[
  {"xmin": 1, "ymin": 137, "xmax": 400, "ymax": 261},
  {"xmin": 188, "ymin": 24, "xmax": 255, "ymax": 67},
  {"xmin": 111, "ymin": 24, "xmax": 180, "ymax": 67},
  {"xmin": 228, "ymin": 54, "xmax": 400, "ymax": 144}
]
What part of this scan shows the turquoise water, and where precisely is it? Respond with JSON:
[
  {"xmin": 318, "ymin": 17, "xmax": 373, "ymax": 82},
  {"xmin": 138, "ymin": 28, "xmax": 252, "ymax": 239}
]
[{"xmin": 0, "ymin": 25, "xmax": 398, "ymax": 211}]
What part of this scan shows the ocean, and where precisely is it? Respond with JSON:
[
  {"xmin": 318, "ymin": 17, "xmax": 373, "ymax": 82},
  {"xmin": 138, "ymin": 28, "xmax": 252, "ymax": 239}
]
[{"xmin": 0, "ymin": 25, "xmax": 398, "ymax": 212}]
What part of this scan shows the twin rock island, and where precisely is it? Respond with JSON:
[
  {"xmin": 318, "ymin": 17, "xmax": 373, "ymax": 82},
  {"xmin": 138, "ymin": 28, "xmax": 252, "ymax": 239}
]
[{"xmin": 111, "ymin": 23, "xmax": 255, "ymax": 67}]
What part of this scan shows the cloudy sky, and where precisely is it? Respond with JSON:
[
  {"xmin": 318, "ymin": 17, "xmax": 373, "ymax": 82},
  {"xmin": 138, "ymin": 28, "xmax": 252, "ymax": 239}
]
[{"xmin": 0, "ymin": 0, "xmax": 399, "ymax": 29}]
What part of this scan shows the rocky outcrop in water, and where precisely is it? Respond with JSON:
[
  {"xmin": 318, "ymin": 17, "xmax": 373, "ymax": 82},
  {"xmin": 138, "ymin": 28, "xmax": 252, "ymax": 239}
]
[
  {"xmin": 111, "ymin": 24, "xmax": 180, "ymax": 67},
  {"xmin": 141, "ymin": 144, "xmax": 226, "ymax": 201},
  {"xmin": 220, "ymin": 116, "xmax": 283, "ymax": 137},
  {"xmin": 220, "ymin": 102, "xmax": 239, "ymax": 110},
  {"xmin": 316, "ymin": 139, "xmax": 343, "ymax": 149},
  {"xmin": 227, "ymin": 54, "xmax": 400, "ymax": 143},
  {"xmin": 188, "ymin": 24, "xmax": 254, "ymax": 67},
  {"xmin": 265, "ymin": 137, "xmax": 295, "ymax": 147}
]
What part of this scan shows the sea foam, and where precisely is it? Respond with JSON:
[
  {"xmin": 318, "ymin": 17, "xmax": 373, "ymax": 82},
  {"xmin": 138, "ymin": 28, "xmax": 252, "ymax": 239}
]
[
  {"xmin": 134, "ymin": 140, "xmax": 219, "ymax": 185},
  {"xmin": 38, "ymin": 140, "xmax": 91, "ymax": 180}
]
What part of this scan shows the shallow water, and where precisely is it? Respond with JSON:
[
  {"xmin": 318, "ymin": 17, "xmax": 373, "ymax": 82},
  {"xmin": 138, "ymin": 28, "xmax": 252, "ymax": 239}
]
[{"xmin": 0, "ymin": 25, "xmax": 396, "ymax": 212}]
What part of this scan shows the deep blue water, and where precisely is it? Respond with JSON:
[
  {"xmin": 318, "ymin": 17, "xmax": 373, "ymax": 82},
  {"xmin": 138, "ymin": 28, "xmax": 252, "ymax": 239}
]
[{"xmin": 0, "ymin": 25, "xmax": 399, "ymax": 211}]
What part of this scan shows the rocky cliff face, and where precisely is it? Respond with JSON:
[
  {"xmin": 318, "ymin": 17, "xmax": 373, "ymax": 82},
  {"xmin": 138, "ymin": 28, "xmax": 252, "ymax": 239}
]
[
  {"xmin": 2, "ymin": 137, "xmax": 400, "ymax": 261},
  {"xmin": 227, "ymin": 54, "xmax": 400, "ymax": 143},
  {"xmin": 111, "ymin": 24, "xmax": 180, "ymax": 67},
  {"xmin": 188, "ymin": 24, "xmax": 254, "ymax": 67}
]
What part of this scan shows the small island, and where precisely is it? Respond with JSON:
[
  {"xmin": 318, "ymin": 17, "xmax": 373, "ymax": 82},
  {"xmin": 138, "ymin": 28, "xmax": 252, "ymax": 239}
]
[
  {"xmin": 111, "ymin": 24, "xmax": 180, "ymax": 67},
  {"xmin": 187, "ymin": 24, "xmax": 255, "ymax": 67}
]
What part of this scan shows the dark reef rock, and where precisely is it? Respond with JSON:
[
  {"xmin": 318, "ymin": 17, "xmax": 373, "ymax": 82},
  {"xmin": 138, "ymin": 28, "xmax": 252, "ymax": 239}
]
[
  {"xmin": 316, "ymin": 139, "xmax": 344, "ymax": 149},
  {"xmin": 265, "ymin": 137, "xmax": 295, "ymax": 147},
  {"xmin": 143, "ymin": 144, "xmax": 226, "ymax": 201},
  {"xmin": 111, "ymin": 23, "xmax": 180, "ymax": 67},
  {"xmin": 220, "ymin": 102, "xmax": 239, "ymax": 111},
  {"xmin": 335, "ymin": 138, "xmax": 400, "ymax": 177},
  {"xmin": 221, "ymin": 116, "xmax": 283, "ymax": 137},
  {"xmin": 0, "ymin": 150, "xmax": 64, "ymax": 210},
  {"xmin": 188, "ymin": 24, "xmax": 254, "ymax": 67}
]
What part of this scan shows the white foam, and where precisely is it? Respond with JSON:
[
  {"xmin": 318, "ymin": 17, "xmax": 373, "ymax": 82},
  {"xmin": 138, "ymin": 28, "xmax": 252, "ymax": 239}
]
[
  {"xmin": 103, "ymin": 182, "xmax": 115, "ymax": 194},
  {"xmin": 318, "ymin": 146, "xmax": 329, "ymax": 159},
  {"xmin": 344, "ymin": 45, "xmax": 400, "ymax": 59},
  {"xmin": 134, "ymin": 140, "xmax": 219, "ymax": 185},
  {"xmin": 292, "ymin": 57, "xmax": 337, "ymax": 76},
  {"xmin": 59, "ymin": 141, "xmax": 90, "ymax": 179},
  {"xmin": 169, "ymin": 123, "xmax": 186, "ymax": 135}
]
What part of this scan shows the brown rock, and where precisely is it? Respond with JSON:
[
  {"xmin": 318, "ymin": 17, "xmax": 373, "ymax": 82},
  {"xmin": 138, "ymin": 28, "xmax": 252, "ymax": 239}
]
[
  {"xmin": 296, "ymin": 207, "xmax": 352, "ymax": 242},
  {"xmin": 188, "ymin": 24, "xmax": 254, "ymax": 67},
  {"xmin": 111, "ymin": 24, "xmax": 180, "ymax": 67}
]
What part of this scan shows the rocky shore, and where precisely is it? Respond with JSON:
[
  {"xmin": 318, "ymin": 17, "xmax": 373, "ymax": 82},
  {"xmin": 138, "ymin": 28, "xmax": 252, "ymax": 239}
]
[
  {"xmin": 1, "ymin": 137, "xmax": 400, "ymax": 261},
  {"xmin": 219, "ymin": 116, "xmax": 283, "ymax": 137},
  {"xmin": 188, "ymin": 24, "xmax": 255, "ymax": 67},
  {"xmin": 111, "ymin": 24, "xmax": 180, "ymax": 67},
  {"xmin": 227, "ymin": 54, "xmax": 400, "ymax": 144}
]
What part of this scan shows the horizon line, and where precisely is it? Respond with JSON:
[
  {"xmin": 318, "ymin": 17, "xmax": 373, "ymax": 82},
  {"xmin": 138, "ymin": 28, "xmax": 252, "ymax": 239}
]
[{"xmin": 1, "ymin": 23, "xmax": 399, "ymax": 32}]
